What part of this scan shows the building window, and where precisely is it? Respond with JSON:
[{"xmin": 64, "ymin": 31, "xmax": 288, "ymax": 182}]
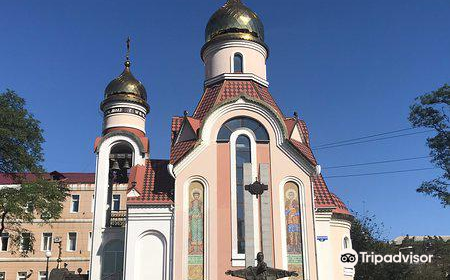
[
  {"xmin": 1, "ymin": 233, "xmax": 9, "ymax": 251},
  {"xmin": 188, "ymin": 181, "xmax": 205, "ymax": 279},
  {"xmin": 91, "ymin": 194, "xmax": 95, "ymax": 213},
  {"xmin": 42, "ymin": 233, "xmax": 52, "ymax": 251},
  {"xmin": 235, "ymin": 135, "xmax": 251, "ymax": 255},
  {"xmin": 25, "ymin": 202, "xmax": 34, "ymax": 213},
  {"xmin": 17, "ymin": 272, "xmax": 27, "ymax": 280},
  {"xmin": 20, "ymin": 233, "xmax": 31, "ymax": 252},
  {"xmin": 71, "ymin": 195, "xmax": 80, "ymax": 213},
  {"xmin": 101, "ymin": 240, "xmax": 124, "ymax": 279},
  {"xmin": 284, "ymin": 181, "xmax": 304, "ymax": 277},
  {"xmin": 88, "ymin": 232, "xmax": 92, "ymax": 251},
  {"xmin": 233, "ymin": 53, "xmax": 243, "ymax": 73},
  {"xmin": 67, "ymin": 232, "xmax": 77, "ymax": 251},
  {"xmin": 0, "ymin": 272, "xmax": 5, "ymax": 280},
  {"xmin": 343, "ymin": 237, "xmax": 350, "ymax": 249},
  {"xmin": 217, "ymin": 117, "xmax": 269, "ymax": 143},
  {"xmin": 38, "ymin": 272, "xmax": 46, "ymax": 280},
  {"xmin": 112, "ymin": 194, "xmax": 120, "ymax": 211}
]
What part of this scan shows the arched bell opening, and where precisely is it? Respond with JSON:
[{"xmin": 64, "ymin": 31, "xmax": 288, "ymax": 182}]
[{"xmin": 106, "ymin": 142, "xmax": 134, "ymax": 227}]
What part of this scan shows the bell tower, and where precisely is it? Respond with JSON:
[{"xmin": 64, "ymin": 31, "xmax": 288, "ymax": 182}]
[
  {"xmin": 90, "ymin": 38, "xmax": 150, "ymax": 280},
  {"xmin": 101, "ymin": 37, "xmax": 150, "ymax": 136}
]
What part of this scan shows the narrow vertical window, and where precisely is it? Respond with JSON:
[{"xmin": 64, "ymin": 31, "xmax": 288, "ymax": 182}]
[
  {"xmin": 234, "ymin": 53, "xmax": 243, "ymax": 73},
  {"xmin": 88, "ymin": 232, "xmax": 92, "ymax": 251},
  {"xmin": 188, "ymin": 181, "xmax": 204, "ymax": 280},
  {"xmin": 112, "ymin": 194, "xmax": 120, "ymax": 211},
  {"xmin": 20, "ymin": 233, "xmax": 31, "ymax": 252},
  {"xmin": 284, "ymin": 182, "xmax": 304, "ymax": 279},
  {"xmin": 236, "ymin": 135, "xmax": 251, "ymax": 254},
  {"xmin": 71, "ymin": 195, "xmax": 80, "ymax": 213},
  {"xmin": 42, "ymin": 233, "xmax": 52, "ymax": 251},
  {"xmin": 0, "ymin": 272, "xmax": 5, "ymax": 280},
  {"xmin": 1, "ymin": 233, "xmax": 8, "ymax": 251},
  {"xmin": 91, "ymin": 194, "xmax": 95, "ymax": 213},
  {"xmin": 67, "ymin": 232, "xmax": 77, "ymax": 251}
]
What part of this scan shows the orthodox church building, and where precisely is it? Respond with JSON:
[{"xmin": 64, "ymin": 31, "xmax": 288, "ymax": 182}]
[{"xmin": 89, "ymin": 0, "xmax": 353, "ymax": 279}]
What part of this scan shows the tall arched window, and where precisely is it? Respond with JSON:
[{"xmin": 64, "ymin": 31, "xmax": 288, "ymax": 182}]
[
  {"xmin": 235, "ymin": 135, "xmax": 251, "ymax": 254},
  {"xmin": 234, "ymin": 53, "xmax": 243, "ymax": 73},
  {"xmin": 101, "ymin": 239, "xmax": 124, "ymax": 278},
  {"xmin": 284, "ymin": 182, "xmax": 304, "ymax": 279},
  {"xmin": 188, "ymin": 181, "xmax": 205, "ymax": 279}
]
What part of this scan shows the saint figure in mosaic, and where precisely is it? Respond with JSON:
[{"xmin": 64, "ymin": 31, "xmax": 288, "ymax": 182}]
[
  {"xmin": 189, "ymin": 188, "xmax": 204, "ymax": 254},
  {"xmin": 284, "ymin": 182, "xmax": 304, "ymax": 279},
  {"xmin": 188, "ymin": 183, "xmax": 204, "ymax": 280}
]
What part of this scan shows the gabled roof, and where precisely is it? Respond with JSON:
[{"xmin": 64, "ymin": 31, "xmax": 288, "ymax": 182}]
[
  {"xmin": 166, "ymin": 78, "xmax": 350, "ymax": 213},
  {"xmin": 127, "ymin": 159, "xmax": 174, "ymax": 205}
]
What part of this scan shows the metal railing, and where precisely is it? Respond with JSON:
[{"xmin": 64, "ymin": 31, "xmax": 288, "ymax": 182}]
[{"xmin": 109, "ymin": 210, "xmax": 126, "ymax": 227}]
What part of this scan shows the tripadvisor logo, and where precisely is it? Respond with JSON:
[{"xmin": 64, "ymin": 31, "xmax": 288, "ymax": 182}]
[{"xmin": 339, "ymin": 249, "xmax": 434, "ymax": 267}]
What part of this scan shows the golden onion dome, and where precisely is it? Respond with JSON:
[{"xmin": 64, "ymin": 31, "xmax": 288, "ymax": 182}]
[
  {"xmin": 101, "ymin": 60, "xmax": 149, "ymax": 111},
  {"xmin": 204, "ymin": 0, "xmax": 266, "ymax": 49}
]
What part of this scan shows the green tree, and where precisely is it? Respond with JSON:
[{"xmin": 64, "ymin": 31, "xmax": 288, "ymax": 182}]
[
  {"xmin": 409, "ymin": 84, "xmax": 450, "ymax": 206},
  {"xmin": 351, "ymin": 212, "xmax": 412, "ymax": 280},
  {"xmin": 0, "ymin": 89, "xmax": 69, "ymax": 254}
]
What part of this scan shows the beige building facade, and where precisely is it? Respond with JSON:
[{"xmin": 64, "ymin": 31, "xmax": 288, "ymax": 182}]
[{"xmin": 0, "ymin": 174, "xmax": 127, "ymax": 280}]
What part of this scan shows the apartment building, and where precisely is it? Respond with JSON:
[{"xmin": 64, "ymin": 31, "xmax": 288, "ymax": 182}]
[{"xmin": 0, "ymin": 172, "xmax": 126, "ymax": 280}]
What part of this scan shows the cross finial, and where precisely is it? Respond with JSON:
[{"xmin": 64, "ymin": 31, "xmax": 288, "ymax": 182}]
[{"xmin": 126, "ymin": 37, "xmax": 131, "ymax": 61}]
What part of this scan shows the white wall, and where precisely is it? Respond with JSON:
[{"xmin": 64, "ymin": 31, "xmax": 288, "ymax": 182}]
[
  {"xmin": 124, "ymin": 205, "xmax": 174, "ymax": 280},
  {"xmin": 89, "ymin": 135, "xmax": 146, "ymax": 280},
  {"xmin": 203, "ymin": 40, "xmax": 268, "ymax": 82}
]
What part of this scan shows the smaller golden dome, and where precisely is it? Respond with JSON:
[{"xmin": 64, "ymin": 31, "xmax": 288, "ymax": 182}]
[
  {"xmin": 205, "ymin": 0, "xmax": 265, "ymax": 46},
  {"xmin": 101, "ymin": 60, "xmax": 149, "ymax": 112}
]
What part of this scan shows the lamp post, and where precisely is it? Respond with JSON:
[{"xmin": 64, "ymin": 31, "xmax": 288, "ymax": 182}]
[{"xmin": 45, "ymin": 250, "xmax": 52, "ymax": 280}]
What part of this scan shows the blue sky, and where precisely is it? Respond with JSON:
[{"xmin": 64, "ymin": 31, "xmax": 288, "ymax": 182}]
[{"xmin": 1, "ymin": 0, "xmax": 448, "ymax": 239}]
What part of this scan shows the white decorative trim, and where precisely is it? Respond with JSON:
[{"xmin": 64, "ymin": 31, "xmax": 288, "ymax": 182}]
[
  {"xmin": 167, "ymin": 164, "xmax": 176, "ymax": 179},
  {"xmin": 278, "ymin": 177, "xmax": 311, "ymax": 280},
  {"xmin": 229, "ymin": 129, "xmax": 260, "ymax": 265},
  {"xmin": 183, "ymin": 176, "xmax": 210, "ymax": 279},
  {"xmin": 204, "ymin": 73, "xmax": 269, "ymax": 88}
]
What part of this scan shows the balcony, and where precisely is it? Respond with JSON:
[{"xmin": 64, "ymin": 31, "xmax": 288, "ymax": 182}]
[{"xmin": 109, "ymin": 210, "xmax": 126, "ymax": 227}]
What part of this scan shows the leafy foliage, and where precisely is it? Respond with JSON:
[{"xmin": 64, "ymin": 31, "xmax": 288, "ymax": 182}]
[
  {"xmin": 0, "ymin": 89, "xmax": 69, "ymax": 254},
  {"xmin": 351, "ymin": 212, "xmax": 412, "ymax": 280},
  {"xmin": 0, "ymin": 89, "xmax": 44, "ymax": 174},
  {"xmin": 352, "ymin": 212, "xmax": 450, "ymax": 279},
  {"xmin": 409, "ymin": 84, "xmax": 449, "ymax": 206}
]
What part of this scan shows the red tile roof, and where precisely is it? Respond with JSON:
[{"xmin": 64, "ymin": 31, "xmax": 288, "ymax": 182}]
[
  {"xmin": 127, "ymin": 159, "xmax": 174, "ymax": 204},
  {"xmin": 170, "ymin": 140, "xmax": 197, "ymax": 164},
  {"xmin": 0, "ymin": 172, "xmax": 95, "ymax": 184},
  {"xmin": 331, "ymin": 193, "xmax": 351, "ymax": 215},
  {"xmin": 192, "ymin": 80, "xmax": 283, "ymax": 121},
  {"xmin": 312, "ymin": 175, "xmax": 336, "ymax": 208},
  {"xmin": 289, "ymin": 139, "xmax": 317, "ymax": 165}
]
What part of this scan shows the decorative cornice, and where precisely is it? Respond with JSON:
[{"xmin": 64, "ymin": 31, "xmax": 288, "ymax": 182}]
[{"xmin": 204, "ymin": 73, "xmax": 269, "ymax": 88}]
